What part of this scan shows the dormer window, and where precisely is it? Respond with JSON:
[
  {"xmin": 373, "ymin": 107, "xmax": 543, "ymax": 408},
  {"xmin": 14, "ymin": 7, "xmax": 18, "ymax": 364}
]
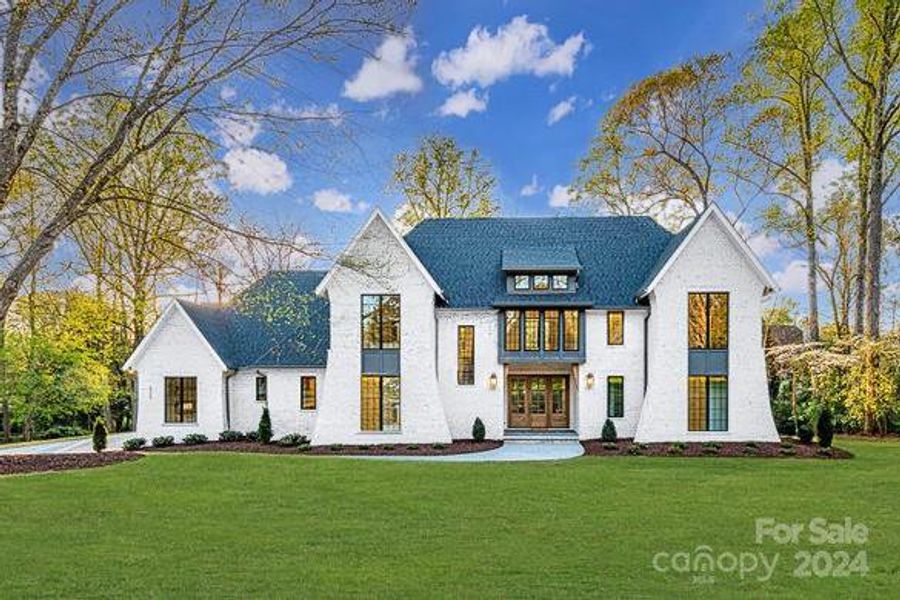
[
  {"xmin": 514, "ymin": 275, "xmax": 530, "ymax": 290},
  {"xmin": 501, "ymin": 247, "xmax": 581, "ymax": 295},
  {"xmin": 533, "ymin": 275, "xmax": 549, "ymax": 291},
  {"xmin": 552, "ymin": 275, "xmax": 568, "ymax": 290}
]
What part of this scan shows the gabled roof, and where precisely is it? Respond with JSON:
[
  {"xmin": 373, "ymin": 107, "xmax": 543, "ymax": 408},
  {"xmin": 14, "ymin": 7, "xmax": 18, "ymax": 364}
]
[
  {"xmin": 316, "ymin": 209, "xmax": 443, "ymax": 299},
  {"xmin": 127, "ymin": 271, "xmax": 330, "ymax": 370},
  {"xmin": 635, "ymin": 203, "xmax": 778, "ymax": 299},
  {"xmin": 404, "ymin": 216, "xmax": 673, "ymax": 308},
  {"xmin": 501, "ymin": 246, "xmax": 581, "ymax": 272}
]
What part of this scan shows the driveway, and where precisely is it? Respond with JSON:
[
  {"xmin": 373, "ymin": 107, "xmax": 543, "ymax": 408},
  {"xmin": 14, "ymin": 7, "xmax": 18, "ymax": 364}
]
[{"xmin": 0, "ymin": 433, "xmax": 130, "ymax": 455}]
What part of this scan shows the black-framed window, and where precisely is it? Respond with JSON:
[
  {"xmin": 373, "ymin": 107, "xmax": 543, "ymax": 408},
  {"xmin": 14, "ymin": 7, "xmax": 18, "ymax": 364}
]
[
  {"xmin": 457, "ymin": 325, "xmax": 475, "ymax": 385},
  {"xmin": 361, "ymin": 375, "xmax": 400, "ymax": 432},
  {"xmin": 552, "ymin": 275, "xmax": 568, "ymax": 290},
  {"xmin": 533, "ymin": 275, "xmax": 550, "ymax": 291},
  {"xmin": 607, "ymin": 311, "xmax": 624, "ymax": 345},
  {"xmin": 165, "ymin": 377, "xmax": 197, "ymax": 423},
  {"xmin": 505, "ymin": 311, "xmax": 521, "ymax": 351},
  {"xmin": 563, "ymin": 310, "xmax": 579, "ymax": 351},
  {"xmin": 607, "ymin": 376, "xmax": 624, "ymax": 418},
  {"xmin": 255, "ymin": 375, "xmax": 267, "ymax": 403},
  {"xmin": 362, "ymin": 294, "xmax": 400, "ymax": 349},
  {"xmin": 514, "ymin": 275, "xmax": 530, "ymax": 290},
  {"xmin": 544, "ymin": 310, "xmax": 560, "ymax": 351},
  {"xmin": 301, "ymin": 376, "xmax": 316, "ymax": 410},
  {"xmin": 688, "ymin": 293, "xmax": 728, "ymax": 349},
  {"xmin": 688, "ymin": 375, "xmax": 728, "ymax": 431}
]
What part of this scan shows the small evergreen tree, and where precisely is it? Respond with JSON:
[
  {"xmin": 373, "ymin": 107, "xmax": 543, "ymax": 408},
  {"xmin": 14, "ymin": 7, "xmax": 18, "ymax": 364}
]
[
  {"xmin": 472, "ymin": 417, "xmax": 485, "ymax": 442},
  {"xmin": 92, "ymin": 418, "xmax": 107, "ymax": 453},
  {"xmin": 601, "ymin": 419, "xmax": 617, "ymax": 442},
  {"xmin": 816, "ymin": 406, "xmax": 834, "ymax": 448},
  {"xmin": 797, "ymin": 422, "xmax": 814, "ymax": 444},
  {"xmin": 258, "ymin": 407, "xmax": 273, "ymax": 443}
]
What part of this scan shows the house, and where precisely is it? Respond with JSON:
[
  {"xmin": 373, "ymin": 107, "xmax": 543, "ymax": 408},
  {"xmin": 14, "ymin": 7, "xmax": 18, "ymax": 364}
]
[{"xmin": 124, "ymin": 203, "xmax": 781, "ymax": 444}]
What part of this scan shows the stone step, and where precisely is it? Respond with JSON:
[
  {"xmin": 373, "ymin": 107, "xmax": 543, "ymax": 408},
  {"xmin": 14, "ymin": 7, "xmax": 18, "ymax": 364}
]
[{"xmin": 503, "ymin": 429, "xmax": 579, "ymax": 442}]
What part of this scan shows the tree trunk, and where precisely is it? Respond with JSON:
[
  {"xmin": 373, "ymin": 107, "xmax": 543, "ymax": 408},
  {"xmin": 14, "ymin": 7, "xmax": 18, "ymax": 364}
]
[
  {"xmin": 865, "ymin": 145, "xmax": 884, "ymax": 339},
  {"xmin": 804, "ymin": 184, "xmax": 820, "ymax": 342},
  {"xmin": 853, "ymin": 167, "xmax": 869, "ymax": 336},
  {"xmin": 0, "ymin": 320, "xmax": 8, "ymax": 442}
]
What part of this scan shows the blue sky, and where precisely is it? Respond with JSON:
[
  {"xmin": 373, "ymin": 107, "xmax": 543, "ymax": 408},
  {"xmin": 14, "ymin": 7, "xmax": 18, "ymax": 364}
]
[{"xmin": 213, "ymin": 0, "xmax": 835, "ymax": 307}]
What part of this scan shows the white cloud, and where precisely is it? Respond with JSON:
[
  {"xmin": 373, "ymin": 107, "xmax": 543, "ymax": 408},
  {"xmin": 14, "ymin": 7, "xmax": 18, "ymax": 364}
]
[
  {"xmin": 432, "ymin": 15, "xmax": 587, "ymax": 89},
  {"xmin": 311, "ymin": 188, "xmax": 367, "ymax": 213},
  {"xmin": 812, "ymin": 158, "xmax": 853, "ymax": 208},
  {"xmin": 220, "ymin": 85, "xmax": 237, "ymax": 101},
  {"xmin": 547, "ymin": 95, "xmax": 576, "ymax": 125},
  {"xmin": 214, "ymin": 114, "xmax": 261, "ymax": 148},
  {"xmin": 520, "ymin": 174, "xmax": 541, "ymax": 197},
  {"xmin": 222, "ymin": 148, "xmax": 292, "ymax": 194},
  {"xmin": 342, "ymin": 29, "xmax": 423, "ymax": 102},
  {"xmin": 773, "ymin": 260, "xmax": 810, "ymax": 293},
  {"xmin": 548, "ymin": 184, "xmax": 574, "ymax": 207},
  {"xmin": 269, "ymin": 100, "xmax": 344, "ymax": 126},
  {"xmin": 437, "ymin": 88, "xmax": 488, "ymax": 118},
  {"xmin": 732, "ymin": 217, "xmax": 781, "ymax": 259}
]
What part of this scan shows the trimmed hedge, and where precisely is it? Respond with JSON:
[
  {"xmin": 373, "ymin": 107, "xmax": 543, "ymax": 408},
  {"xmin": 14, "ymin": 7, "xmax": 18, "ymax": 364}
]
[{"xmin": 122, "ymin": 438, "xmax": 146, "ymax": 451}]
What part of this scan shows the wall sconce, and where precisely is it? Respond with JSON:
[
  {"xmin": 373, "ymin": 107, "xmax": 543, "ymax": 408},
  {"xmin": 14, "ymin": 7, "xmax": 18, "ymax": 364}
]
[
  {"xmin": 488, "ymin": 373, "xmax": 498, "ymax": 390},
  {"xmin": 586, "ymin": 373, "xmax": 595, "ymax": 389}
]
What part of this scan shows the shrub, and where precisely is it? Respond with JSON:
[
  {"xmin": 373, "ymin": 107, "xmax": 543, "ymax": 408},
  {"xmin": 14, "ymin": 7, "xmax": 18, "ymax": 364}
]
[
  {"xmin": 40, "ymin": 425, "xmax": 89, "ymax": 440},
  {"xmin": 601, "ymin": 419, "xmax": 617, "ymax": 442},
  {"xmin": 797, "ymin": 423, "xmax": 814, "ymax": 444},
  {"xmin": 667, "ymin": 444, "xmax": 684, "ymax": 455},
  {"xmin": 297, "ymin": 442, "xmax": 311, "ymax": 452},
  {"xmin": 244, "ymin": 430, "xmax": 260, "ymax": 443},
  {"xmin": 817, "ymin": 406, "xmax": 835, "ymax": 448},
  {"xmin": 152, "ymin": 435, "xmax": 174, "ymax": 448},
  {"xmin": 627, "ymin": 444, "xmax": 642, "ymax": 455},
  {"xmin": 432, "ymin": 443, "xmax": 446, "ymax": 450},
  {"xmin": 92, "ymin": 419, "xmax": 107, "ymax": 453},
  {"xmin": 277, "ymin": 433, "xmax": 309, "ymax": 447},
  {"xmin": 122, "ymin": 437, "xmax": 146, "ymax": 451},
  {"xmin": 701, "ymin": 441, "xmax": 722, "ymax": 450},
  {"xmin": 779, "ymin": 447, "xmax": 796, "ymax": 456},
  {"xmin": 258, "ymin": 407, "xmax": 273, "ymax": 444},
  {"xmin": 406, "ymin": 444, "xmax": 419, "ymax": 450},
  {"xmin": 744, "ymin": 441, "xmax": 759, "ymax": 449},
  {"xmin": 743, "ymin": 446, "xmax": 759, "ymax": 456},
  {"xmin": 701, "ymin": 446, "xmax": 719, "ymax": 455},
  {"xmin": 219, "ymin": 430, "xmax": 246, "ymax": 442},
  {"xmin": 382, "ymin": 444, "xmax": 395, "ymax": 451},
  {"xmin": 779, "ymin": 441, "xmax": 795, "ymax": 449},
  {"xmin": 472, "ymin": 417, "xmax": 486, "ymax": 442},
  {"xmin": 671, "ymin": 441, "xmax": 686, "ymax": 450},
  {"xmin": 601, "ymin": 442, "xmax": 617, "ymax": 451},
  {"xmin": 182, "ymin": 433, "xmax": 208, "ymax": 445},
  {"xmin": 329, "ymin": 443, "xmax": 342, "ymax": 452}
]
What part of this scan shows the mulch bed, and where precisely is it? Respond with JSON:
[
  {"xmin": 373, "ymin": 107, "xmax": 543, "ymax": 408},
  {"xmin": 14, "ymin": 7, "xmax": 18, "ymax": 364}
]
[
  {"xmin": 143, "ymin": 439, "xmax": 502, "ymax": 456},
  {"xmin": 0, "ymin": 452, "xmax": 142, "ymax": 476},
  {"xmin": 581, "ymin": 439, "xmax": 852, "ymax": 459}
]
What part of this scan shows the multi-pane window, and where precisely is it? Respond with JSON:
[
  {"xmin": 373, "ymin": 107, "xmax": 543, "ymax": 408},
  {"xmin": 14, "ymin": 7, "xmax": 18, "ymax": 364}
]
[
  {"xmin": 688, "ymin": 375, "xmax": 728, "ymax": 431},
  {"xmin": 544, "ymin": 310, "xmax": 560, "ymax": 351},
  {"xmin": 301, "ymin": 376, "xmax": 316, "ymax": 410},
  {"xmin": 505, "ymin": 311, "xmax": 521, "ymax": 351},
  {"xmin": 524, "ymin": 310, "xmax": 541, "ymax": 351},
  {"xmin": 533, "ymin": 275, "xmax": 550, "ymax": 290},
  {"xmin": 361, "ymin": 294, "xmax": 401, "ymax": 349},
  {"xmin": 165, "ymin": 377, "xmax": 197, "ymax": 423},
  {"xmin": 255, "ymin": 375, "xmax": 267, "ymax": 403},
  {"xmin": 607, "ymin": 376, "xmax": 624, "ymax": 418},
  {"xmin": 552, "ymin": 275, "xmax": 568, "ymax": 290},
  {"xmin": 688, "ymin": 293, "xmax": 728, "ymax": 349},
  {"xmin": 457, "ymin": 325, "xmax": 475, "ymax": 385},
  {"xmin": 607, "ymin": 311, "xmax": 624, "ymax": 345},
  {"xmin": 563, "ymin": 310, "xmax": 579, "ymax": 351},
  {"xmin": 514, "ymin": 275, "xmax": 530, "ymax": 290},
  {"xmin": 361, "ymin": 375, "xmax": 400, "ymax": 432}
]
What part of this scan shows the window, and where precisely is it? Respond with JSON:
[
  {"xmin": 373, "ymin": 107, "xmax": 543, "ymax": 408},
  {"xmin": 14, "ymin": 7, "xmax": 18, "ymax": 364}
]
[
  {"xmin": 533, "ymin": 275, "xmax": 550, "ymax": 291},
  {"xmin": 301, "ymin": 376, "xmax": 316, "ymax": 410},
  {"xmin": 607, "ymin": 311, "xmax": 624, "ymax": 345},
  {"xmin": 362, "ymin": 294, "xmax": 401, "ymax": 349},
  {"xmin": 165, "ymin": 377, "xmax": 197, "ymax": 423},
  {"xmin": 514, "ymin": 275, "xmax": 530, "ymax": 290},
  {"xmin": 457, "ymin": 326, "xmax": 475, "ymax": 385},
  {"xmin": 607, "ymin": 376, "xmax": 624, "ymax": 418},
  {"xmin": 552, "ymin": 275, "xmax": 568, "ymax": 290},
  {"xmin": 505, "ymin": 311, "xmax": 521, "ymax": 351},
  {"xmin": 544, "ymin": 310, "xmax": 560, "ymax": 351},
  {"xmin": 688, "ymin": 375, "xmax": 728, "ymax": 431},
  {"xmin": 563, "ymin": 310, "xmax": 579, "ymax": 351},
  {"xmin": 361, "ymin": 375, "xmax": 400, "ymax": 432},
  {"xmin": 688, "ymin": 293, "xmax": 728, "ymax": 349},
  {"xmin": 524, "ymin": 310, "xmax": 540, "ymax": 351},
  {"xmin": 255, "ymin": 375, "xmax": 267, "ymax": 403}
]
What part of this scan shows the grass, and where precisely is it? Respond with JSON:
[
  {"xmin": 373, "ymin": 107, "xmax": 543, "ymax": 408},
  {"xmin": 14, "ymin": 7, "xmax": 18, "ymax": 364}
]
[{"xmin": 0, "ymin": 438, "xmax": 898, "ymax": 598}]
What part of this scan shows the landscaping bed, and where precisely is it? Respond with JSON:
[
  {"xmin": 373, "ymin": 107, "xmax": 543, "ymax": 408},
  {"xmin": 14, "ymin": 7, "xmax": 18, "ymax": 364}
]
[
  {"xmin": 0, "ymin": 452, "xmax": 142, "ymax": 476},
  {"xmin": 581, "ymin": 439, "xmax": 852, "ymax": 459},
  {"xmin": 143, "ymin": 439, "xmax": 502, "ymax": 456}
]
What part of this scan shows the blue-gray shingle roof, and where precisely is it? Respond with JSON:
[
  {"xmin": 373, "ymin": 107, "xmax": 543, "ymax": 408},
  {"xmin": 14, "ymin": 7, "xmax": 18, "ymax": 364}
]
[
  {"xmin": 178, "ymin": 271, "xmax": 329, "ymax": 368},
  {"xmin": 404, "ymin": 216, "xmax": 675, "ymax": 308},
  {"xmin": 501, "ymin": 246, "xmax": 581, "ymax": 272}
]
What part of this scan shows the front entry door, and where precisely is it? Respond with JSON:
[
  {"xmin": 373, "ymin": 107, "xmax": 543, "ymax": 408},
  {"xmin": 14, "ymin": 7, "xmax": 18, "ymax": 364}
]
[{"xmin": 507, "ymin": 375, "xmax": 568, "ymax": 428}]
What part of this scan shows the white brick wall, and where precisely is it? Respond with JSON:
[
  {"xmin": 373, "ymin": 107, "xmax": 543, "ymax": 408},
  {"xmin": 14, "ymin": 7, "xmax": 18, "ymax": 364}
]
[{"xmin": 228, "ymin": 368, "xmax": 324, "ymax": 438}]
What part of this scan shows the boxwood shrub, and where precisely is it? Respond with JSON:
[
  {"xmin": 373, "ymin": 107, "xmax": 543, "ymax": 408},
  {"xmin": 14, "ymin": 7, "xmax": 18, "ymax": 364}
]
[
  {"xmin": 218, "ymin": 430, "xmax": 246, "ymax": 442},
  {"xmin": 182, "ymin": 433, "xmax": 208, "ymax": 445},
  {"xmin": 152, "ymin": 435, "xmax": 174, "ymax": 448},
  {"xmin": 122, "ymin": 437, "xmax": 147, "ymax": 451}
]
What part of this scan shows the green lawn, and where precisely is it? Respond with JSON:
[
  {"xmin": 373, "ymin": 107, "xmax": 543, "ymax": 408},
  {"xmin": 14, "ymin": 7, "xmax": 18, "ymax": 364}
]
[{"xmin": 1, "ymin": 439, "xmax": 898, "ymax": 598}]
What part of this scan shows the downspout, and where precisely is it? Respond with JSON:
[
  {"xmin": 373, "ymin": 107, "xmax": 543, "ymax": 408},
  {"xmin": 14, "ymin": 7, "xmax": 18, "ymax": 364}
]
[
  {"xmin": 643, "ymin": 308, "xmax": 650, "ymax": 395},
  {"xmin": 224, "ymin": 370, "xmax": 236, "ymax": 430}
]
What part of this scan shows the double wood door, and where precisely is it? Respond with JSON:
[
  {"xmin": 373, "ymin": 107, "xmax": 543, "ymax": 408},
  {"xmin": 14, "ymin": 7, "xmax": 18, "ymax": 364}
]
[{"xmin": 507, "ymin": 375, "xmax": 569, "ymax": 429}]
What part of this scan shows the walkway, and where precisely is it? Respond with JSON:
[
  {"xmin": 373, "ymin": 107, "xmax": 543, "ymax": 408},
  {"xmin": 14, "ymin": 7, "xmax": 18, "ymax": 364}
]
[{"xmin": 351, "ymin": 440, "xmax": 585, "ymax": 462}]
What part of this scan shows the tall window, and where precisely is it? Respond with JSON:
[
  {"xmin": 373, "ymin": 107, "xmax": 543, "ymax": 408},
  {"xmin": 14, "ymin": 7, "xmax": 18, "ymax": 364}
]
[
  {"xmin": 607, "ymin": 376, "xmax": 624, "ymax": 418},
  {"xmin": 457, "ymin": 326, "xmax": 475, "ymax": 385},
  {"xmin": 544, "ymin": 310, "xmax": 560, "ymax": 351},
  {"xmin": 688, "ymin": 293, "xmax": 728, "ymax": 349},
  {"xmin": 524, "ymin": 310, "xmax": 540, "ymax": 351},
  {"xmin": 301, "ymin": 376, "xmax": 316, "ymax": 410},
  {"xmin": 165, "ymin": 377, "xmax": 197, "ymax": 423},
  {"xmin": 505, "ymin": 311, "xmax": 521, "ymax": 351},
  {"xmin": 563, "ymin": 310, "xmax": 579, "ymax": 351},
  {"xmin": 362, "ymin": 295, "xmax": 401, "ymax": 349},
  {"xmin": 607, "ymin": 311, "xmax": 624, "ymax": 345},
  {"xmin": 688, "ymin": 375, "xmax": 728, "ymax": 431},
  {"xmin": 255, "ymin": 375, "xmax": 267, "ymax": 403},
  {"xmin": 361, "ymin": 375, "xmax": 400, "ymax": 432}
]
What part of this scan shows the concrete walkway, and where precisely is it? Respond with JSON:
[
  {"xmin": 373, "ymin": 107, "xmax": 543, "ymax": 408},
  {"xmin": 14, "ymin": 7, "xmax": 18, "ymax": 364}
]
[
  {"xmin": 348, "ymin": 440, "xmax": 585, "ymax": 462},
  {"xmin": 0, "ymin": 433, "xmax": 129, "ymax": 455}
]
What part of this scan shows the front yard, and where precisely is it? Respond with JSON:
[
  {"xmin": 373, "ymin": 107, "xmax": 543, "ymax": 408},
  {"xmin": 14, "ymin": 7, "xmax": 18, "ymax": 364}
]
[{"xmin": 1, "ymin": 438, "xmax": 897, "ymax": 598}]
